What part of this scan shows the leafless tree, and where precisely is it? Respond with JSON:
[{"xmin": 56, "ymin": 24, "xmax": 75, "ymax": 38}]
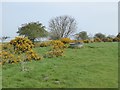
[{"xmin": 49, "ymin": 15, "xmax": 77, "ymax": 39}]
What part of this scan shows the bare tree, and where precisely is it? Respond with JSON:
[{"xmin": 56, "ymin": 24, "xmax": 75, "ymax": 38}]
[{"xmin": 49, "ymin": 15, "xmax": 77, "ymax": 39}]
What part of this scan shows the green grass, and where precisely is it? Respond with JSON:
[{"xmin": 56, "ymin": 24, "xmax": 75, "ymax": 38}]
[{"xmin": 2, "ymin": 42, "xmax": 118, "ymax": 88}]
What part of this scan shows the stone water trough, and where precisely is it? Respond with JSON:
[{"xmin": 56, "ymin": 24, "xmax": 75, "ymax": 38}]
[{"xmin": 69, "ymin": 42, "xmax": 83, "ymax": 48}]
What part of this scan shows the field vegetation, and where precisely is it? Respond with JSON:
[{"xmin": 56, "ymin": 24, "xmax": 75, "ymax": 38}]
[{"xmin": 2, "ymin": 42, "xmax": 118, "ymax": 88}]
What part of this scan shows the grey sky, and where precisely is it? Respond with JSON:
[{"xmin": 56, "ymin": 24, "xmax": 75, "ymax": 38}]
[{"xmin": 1, "ymin": 2, "xmax": 118, "ymax": 37}]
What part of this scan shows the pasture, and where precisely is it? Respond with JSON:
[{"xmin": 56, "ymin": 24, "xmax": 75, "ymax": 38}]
[{"xmin": 2, "ymin": 42, "xmax": 118, "ymax": 88}]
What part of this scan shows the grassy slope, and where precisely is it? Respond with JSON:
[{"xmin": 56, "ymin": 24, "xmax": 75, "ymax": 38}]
[{"xmin": 2, "ymin": 42, "xmax": 118, "ymax": 88}]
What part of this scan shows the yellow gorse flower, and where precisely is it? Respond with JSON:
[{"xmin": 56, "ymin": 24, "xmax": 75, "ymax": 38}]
[
  {"xmin": 60, "ymin": 38, "xmax": 72, "ymax": 44},
  {"xmin": 1, "ymin": 37, "xmax": 42, "ymax": 65},
  {"xmin": 46, "ymin": 40, "xmax": 65, "ymax": 58},
  {"xmin": 10, "ymin": 37, "xmax": 34, "ymax": 53}
]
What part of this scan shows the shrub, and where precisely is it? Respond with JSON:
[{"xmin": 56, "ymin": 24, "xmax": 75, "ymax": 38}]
[
  {"xmin": 0, "ymin": 43, "xmax": 21, "ymax": 64},
  {"xmin": 102, "ymin": 38, "xmax": 113, "ymax": 42},
  {"xmin": 108, "ymin": 38, "xmax": 113, "ymax": 42},
  {"xmin": 8, "ymin": 37, "xmax": 42, "ymax": 71},
  {"xmin": 34, "ymin": 42, "xmax": 50, "ymax": 47},
  {"xmin": 1, "ymin": 37, "xmax": 42, "ymax": 65},
  {"xmin": 60, "ymin": 38, "xmax": 72, "ymax": 44},
  {"xmin": 39, "ymin": 42, "xmax": 50, "ymax": 47},
  {"xmin": 50, "ymin": 40, "xmax": 65, "ymax": 49},
  {"xmin": 45, "ymin": 40, "xmax": 65, "ymax": 58},
  {"xmin": 46, "ymin": 49, "xmax": 64, "ymax": 58},
  {"xmin": 78, "ymin": 40, "xmax": 84, "ymax": 43},
  {"xmin": 70, "ymin": 40, "xmax": 76, "ymax": 43},
  {"xmin": 2, "ymin": 43, "xmax": 15, "ymax": 53},
  {"xmin": 10, "ymin": 37, "xmax": 34, "ymax": 53},
  {"xmin": 26, "ymin": 50, "xmax": 42, "ymax": 61},
  {"xmin": 10, "ymin": 37, "xmax": 42, "ymax": 60},
  {"xmin": 0, "ymin": 51, "xmax": 20, "ymax": 64},
  {"xmin": 89, "ymin": 40, "xmax": 94, "ymax": 43},
  {"xmin": 83, "ymin": 39, "xmax": 90, "ymax": 43},
  {"xmin": 113, "ymin": 37, "xmax": 120, "ymax": 42},
  {"xmin": 70, "ymin": 40, "xmax": 83, "ymax": 43},
  {"xmin": 34, "ymin": 42, "xmax": 40, "ymax": 47},
  {"xmin": 94, "ymin": 38, "xmax": 102, "ymax": 42},
  {"xmin": 102, "ymin": 38, "xmax": 108, "ymax": 42}
]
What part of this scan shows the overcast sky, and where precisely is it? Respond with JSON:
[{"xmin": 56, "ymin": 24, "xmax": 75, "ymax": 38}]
[{"xmin": 1, "ymin": 2, "xmax": 118, "ymax": 37}]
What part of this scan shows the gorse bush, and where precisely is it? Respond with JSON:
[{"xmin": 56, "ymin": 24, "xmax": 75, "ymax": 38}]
[
  {"xmin": 34, "ymin": 41, "xmax": 50, "ymax": 47},
  {"xmin": 0, "ymin": 51, "xmax": 20, "ymax": 64},
  {"xmin": 70, "ymin": 40, "xmax": 76, "ymax": 43},
  {"xmin": 10, "ymin": 37, "xmax": 42, "ymax": 61},
  {"xmin": 50, "ymin": 40, "xmax": 65, "ymax": 49},
  {"xmin": 89, "ymin": 40, "xmax": 94, "ymax": 43},
  {"xmin": 60, "ymin": 38, "xmax": 72, "ymax": 44},
  {"xmin": 83, "ymin": 39, "xmax": 90, "ymax": 43},
  {"xmin": 0, "ymin": 43, "xmax": 21, "ymax": 64},
  {"xmin": 108, "ymin": 38, "xmax": 113, "ymax": 42},
  {"xmin": 10, "ymin": 37, "xmax": 34, "ymax": 53},
  {"xmin": 0, "ymin": 37, "xmax": 42, "ymax": 65},
  {"xmin": 45, "ymin": 40, "xmax": 65, "ymax": 58},
  {"xmin": 94, "ymin": 38, "xmax": 102, "ymax": 42},
  {"xmin": 2, "ymin": 43, "xmax": 15, "ymax": 53},
  {"xmin": 39, "ymin": 42, "xmax": 50, "ymax": 47},
  {"xmin": 70, "ymin": 40, "xmax": 83, "ymax": 43},
  {"xmin": 0, "ymin": 51, "xmax": 13, "ymax": 64},
  {"xmin": 102, "ymin": 38, "xmax": 113, "ymax": 42},
  {"xmin": 26, "ymin": 50, "xmax": 42, "ymax": 61},
  {"xmin": 113, "ymin": 37, "xmax": 120, "ymax": 42},
  {"xmin": 46, "ymin": 49, "xmax": 64, "ymax": 57}
]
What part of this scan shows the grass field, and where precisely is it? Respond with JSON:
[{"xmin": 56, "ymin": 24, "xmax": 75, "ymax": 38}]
[{"xmin": 2, "ymin": 42, "xmax": 118, "ymax": 88}]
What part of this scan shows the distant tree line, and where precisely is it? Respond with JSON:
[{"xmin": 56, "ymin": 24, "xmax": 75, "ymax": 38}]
[{"xmin": 4, "ymin": 15, "xmax": 118, "ymax": 43}]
